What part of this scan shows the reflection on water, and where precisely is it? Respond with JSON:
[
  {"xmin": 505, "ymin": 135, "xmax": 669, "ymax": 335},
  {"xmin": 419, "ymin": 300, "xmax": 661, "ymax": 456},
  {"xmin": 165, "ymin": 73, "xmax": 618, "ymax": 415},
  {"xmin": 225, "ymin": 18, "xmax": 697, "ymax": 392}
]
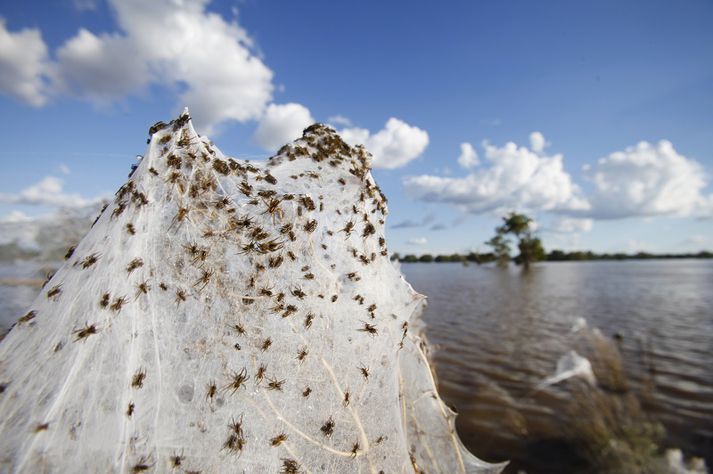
[{"xmin": 402, "ymin": 260, "xmax": 713, "ymax": 473}]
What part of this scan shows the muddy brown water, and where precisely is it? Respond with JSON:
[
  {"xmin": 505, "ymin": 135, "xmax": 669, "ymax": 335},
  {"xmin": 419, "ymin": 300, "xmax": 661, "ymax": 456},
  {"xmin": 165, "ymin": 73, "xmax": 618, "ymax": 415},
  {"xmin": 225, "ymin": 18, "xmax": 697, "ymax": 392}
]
[{"xmin": 402, "ymin": 260, "xmax": 713, "ymax": 473}]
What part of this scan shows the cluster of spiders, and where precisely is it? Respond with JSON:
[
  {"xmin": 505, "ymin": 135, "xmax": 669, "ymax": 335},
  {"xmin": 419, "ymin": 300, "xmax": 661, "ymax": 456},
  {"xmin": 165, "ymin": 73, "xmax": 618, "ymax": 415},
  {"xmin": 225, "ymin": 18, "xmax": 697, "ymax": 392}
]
[{"xmin": 7, "ymin": 113, "xmax": 412, "ymax": 473}]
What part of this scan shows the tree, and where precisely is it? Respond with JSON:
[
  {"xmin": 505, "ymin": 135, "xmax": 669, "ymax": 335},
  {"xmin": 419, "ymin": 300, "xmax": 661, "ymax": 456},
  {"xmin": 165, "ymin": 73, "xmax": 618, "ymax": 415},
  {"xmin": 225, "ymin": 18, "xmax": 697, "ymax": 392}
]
[
  {"xmin": 486, "ymin": 212, "xmax": 545, "ymax": 270},
  {"xmin": 486, "ymin": 234, "xmax": 511, "ymax": 267}
]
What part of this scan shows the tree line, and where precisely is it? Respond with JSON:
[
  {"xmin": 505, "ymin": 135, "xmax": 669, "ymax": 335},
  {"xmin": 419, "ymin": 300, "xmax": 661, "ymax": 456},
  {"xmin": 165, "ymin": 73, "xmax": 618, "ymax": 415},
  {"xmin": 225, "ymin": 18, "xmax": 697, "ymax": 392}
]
[{"xmin": 393, "ymin": 212, "xmax": 713, "ymax": 266}]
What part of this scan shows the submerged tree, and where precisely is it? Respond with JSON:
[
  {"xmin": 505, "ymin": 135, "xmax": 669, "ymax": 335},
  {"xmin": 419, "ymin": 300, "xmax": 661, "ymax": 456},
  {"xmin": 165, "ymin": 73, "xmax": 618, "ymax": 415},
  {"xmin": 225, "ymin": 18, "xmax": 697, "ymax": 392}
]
[
  {"xmin": 486, "ymin": 234, "xmax": 511, "ymax": 267},
  {"xmin": 487, "ymin": 212, "xmax": 545, "ymax": 270}
]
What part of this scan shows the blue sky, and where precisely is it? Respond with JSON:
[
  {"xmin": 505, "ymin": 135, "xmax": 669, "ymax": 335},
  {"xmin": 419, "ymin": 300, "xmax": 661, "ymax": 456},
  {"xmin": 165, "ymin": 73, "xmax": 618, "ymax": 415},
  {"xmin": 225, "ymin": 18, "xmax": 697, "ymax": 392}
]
[{"xmin": 1, "ymin": 0, "xmax": 712, "ymax": 254}]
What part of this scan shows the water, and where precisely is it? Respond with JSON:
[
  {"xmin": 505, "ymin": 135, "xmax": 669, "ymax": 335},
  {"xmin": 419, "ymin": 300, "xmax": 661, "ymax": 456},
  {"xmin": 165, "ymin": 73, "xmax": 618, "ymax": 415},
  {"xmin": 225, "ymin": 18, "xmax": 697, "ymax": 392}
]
[
  {"xmin": 2, "ymin": 260, "xmax": 712, "ymax": 471},
  {"xmin": 0, "ymin": 261, "xmax": 55, "ymax": 332},
  {"xmin": 402, "ymin": 260, "xmax": 713, "ymax": 473}
]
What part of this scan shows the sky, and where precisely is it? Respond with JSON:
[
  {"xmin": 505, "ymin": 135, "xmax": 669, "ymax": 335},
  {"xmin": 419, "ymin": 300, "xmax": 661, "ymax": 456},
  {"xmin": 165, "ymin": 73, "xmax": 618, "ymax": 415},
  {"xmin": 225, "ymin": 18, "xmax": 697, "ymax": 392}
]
[{"xmin": 0, "ymin": 0, "xmax": 712, "ymax": 255}]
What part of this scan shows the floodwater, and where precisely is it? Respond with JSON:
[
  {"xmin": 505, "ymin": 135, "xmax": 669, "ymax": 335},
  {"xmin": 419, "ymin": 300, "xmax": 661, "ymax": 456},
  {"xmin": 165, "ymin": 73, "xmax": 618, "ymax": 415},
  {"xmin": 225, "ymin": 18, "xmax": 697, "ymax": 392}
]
[
  {"xmin": 402, "ymin": 260, "xmax": 713, "ymax": 473},
  {"xmin": 0, "ymin": 261, "xmax": 52, "ymax": 332},
  {"xmin": 2, "ymin": 260, "xmax": 712, "ymax": 471}
]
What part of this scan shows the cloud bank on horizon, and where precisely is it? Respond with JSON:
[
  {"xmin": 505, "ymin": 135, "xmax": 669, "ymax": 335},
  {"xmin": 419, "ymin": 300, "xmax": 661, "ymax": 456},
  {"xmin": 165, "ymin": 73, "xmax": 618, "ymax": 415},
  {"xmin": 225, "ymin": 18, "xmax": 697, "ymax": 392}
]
[{"xmin": 405, "ymin": 133, "xmax": 713, "ymax": 229}]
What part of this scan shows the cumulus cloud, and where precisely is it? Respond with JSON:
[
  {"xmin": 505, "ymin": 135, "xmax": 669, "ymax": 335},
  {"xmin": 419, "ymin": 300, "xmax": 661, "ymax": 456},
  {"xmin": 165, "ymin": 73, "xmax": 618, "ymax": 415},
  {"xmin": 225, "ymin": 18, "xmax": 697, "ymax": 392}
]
[
  {"xmin": 404, "ymin": 134, "xmax": 588, "ymax": 214},
  {"xmin": 340, "ymin": 118, "xmax": 429, "ymax": 169},
  {"xmin": 407, "ymin": 237, "xmax": 428, "ymax": 246},
  {"xmin": 405, "ymin": 133, "xmax": 713, "ymax": 226},
  {"xmin": 327, "ymin": 114, "xmax": 352, "ymax": 127},
  {"xmin": 529, "ymin": 132, "xmax": 548, "ymax": 153},
  {"xmin": 584, "ymin": 140, "xmax": 712, "ymax": 219},
  {"xmin": 55, "ymin": 28, "xmax": 150, "ymax": 102},
  {"xmin": 0, "ymin": 18, "xmax": 50, "ymax": 106},
  {"xmin": 457, "ymin": 142, "xmax": 478, "ymax": 169},
  {"xmin": 1, "ymin": 210, "xmax": 32, "ymax": 223},
  {"xmin": 10, "ymin": 0, "xmax": 273, "ymax": 133},
  {"xmin": 254, "ymin": 103, "xmax": 314, "ymax": 150},
  {"xmin": 0, "ymin": 176, "xmax": 104, "ymax": 208},
  {"xmin": 551, "ymin": 217, "xmax": 593, "ymax": 233}
]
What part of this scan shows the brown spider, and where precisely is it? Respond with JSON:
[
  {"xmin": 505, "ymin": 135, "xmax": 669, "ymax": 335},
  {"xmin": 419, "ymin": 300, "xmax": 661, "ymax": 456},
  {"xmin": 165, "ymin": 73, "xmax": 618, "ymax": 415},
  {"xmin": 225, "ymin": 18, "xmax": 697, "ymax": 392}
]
[
  {"xmin": 135, "ymin": 281, "xmax": 150, "ymax": 298},
  {"xmin": 261, "ymin": 338, "xmax": 272, "ymax": 352},
  {"xmin": 262, "ymin": 198, "xmax": 284, "ymax": 223},
  {"xmin": 270, "ymin": 433, "xmax": 288, "ymax": 446},
  {"xmin": 266, "ymin": 376, "xmax": 285, "ymax": 391},
  {"xmin": 73, "ymin": 323, "xmax": 98, "ymax": 342},
  {"xmin": 132, "ymin": 369, "xmax": 146, "ymax": 388},
  {"xmin": 359, "ymin": 365, "xmax": 370, "ymax": 379},
  {"xmin": 358, "ymin": 322, "xmax": 378, "ymax": 336},
  {"xmin": 304, "ymin": 219, "xmax": 317, "ymax": 233},
  {"xmin": 193, "ymin": 269, "xmax": 213, "ymax": 291},
  {"xmin": 126, "ymin": 258, "xmax": 143, "ymax": 274},
  {"xmin": 255, "ymin": 364, "xmax": 267, "ymax": 384},
  {"xmin": 296, "ymin": 347, "xmax": 308, "ymax": 362},
  {"xmin": 110, "ymin": 296, "xmax": 127, "ymax": 313},
  {"xmin": 320, "ymin": 417, "xmax": 335, "ymax": 438},
  {"xmin": 225, "ymin": 368, "xmax": 249, "ymax": 394},
  {"xmin": 340, "ymin": 221, "xmax": 355, "ymax": 237},
  {"xmin": 206, "ymin": 380, "xmax": 217, "ymax": 400}
]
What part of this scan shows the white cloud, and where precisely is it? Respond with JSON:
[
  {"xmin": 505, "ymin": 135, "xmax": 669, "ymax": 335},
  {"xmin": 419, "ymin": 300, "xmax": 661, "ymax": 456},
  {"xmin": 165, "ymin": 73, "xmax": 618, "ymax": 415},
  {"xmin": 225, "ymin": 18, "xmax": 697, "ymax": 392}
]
[
  {"xmin": 34, "ymin": 0, "xmax": 274, "ymax": 133},
  {"xmin": 0, "ymin": 176, "xmax": 103, "ymax": 208},
  {"xmin": 340, "ymin": 118, "xmax": 429, "ymax": 169},
  {"xmin": 407, "ymin": 237, "xmax": 428, "ymax": 246},
  {"xmin": 327, "ymin": 114, "xmax": 352, "ymax": 127},
  {"xmin": 254, "ymin": 103, "xmax": 314, "ymax": 150},
  {"xmin": 59, "ymin": 164, "xmax": 71, "ymax": 175},
  {"xmin": 404, "ymin": 136, "xmax": 588, "ymax": 214},
  {"xmin": 55, "ymin": 28, "xmax": 150, "ymax": 102},
  {"xmin": 585, "ymin": 140, "xmax": 712, "ymax": 219},
  {"xmin": 0, "ymin": 18, "xmax": 50, "ymax": 106},
  {"xmin": 529, "ymin": 131, "xmax": 548, "ymax": 153},
  {"xmin": 72, "ymin": 0, "xmax": 97, "ymax": 11},
  {"xmin": 1, "ymin": 210, "xmax": 32, "ymax": 223},
  {"xmin": 551, "ymin": 217, "xmax": 593, "ymax": 233},
  {"xmin": 457, "ymin": 142, "xmax": 478, "ymax": 169}
]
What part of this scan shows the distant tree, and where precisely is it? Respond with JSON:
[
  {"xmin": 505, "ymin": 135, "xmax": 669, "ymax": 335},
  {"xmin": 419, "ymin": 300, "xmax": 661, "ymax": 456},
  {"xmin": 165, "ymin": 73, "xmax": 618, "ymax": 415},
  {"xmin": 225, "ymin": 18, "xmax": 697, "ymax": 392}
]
[
  {"xmin": 487, "ymin": 212, "xmax": 545, "ymax": 270},
  {"xmin": 402, "ymin": 254, "xmax": 418, "ymax": 263},
  {"xmin": 418, "ymin": 254, "xmax": 434, "ymax": 263},
  {"xmin": 390, "ymin": 252, "xmax": 400, "ymax": 262},
  {"xmin": 486, "ymin": 234, "xmax": 511, "ymax": 267},
  {"xmin": 515, "ymin": 236, "xmax": 545, "ymax": 269}
]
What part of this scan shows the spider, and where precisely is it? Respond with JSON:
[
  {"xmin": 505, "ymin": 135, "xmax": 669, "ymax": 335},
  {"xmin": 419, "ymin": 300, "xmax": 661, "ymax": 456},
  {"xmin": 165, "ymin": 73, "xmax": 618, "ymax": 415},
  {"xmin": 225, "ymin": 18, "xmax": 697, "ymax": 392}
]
[{"xmin": 73, "ymin": 323, "xmax": 98, "ymax": 342}]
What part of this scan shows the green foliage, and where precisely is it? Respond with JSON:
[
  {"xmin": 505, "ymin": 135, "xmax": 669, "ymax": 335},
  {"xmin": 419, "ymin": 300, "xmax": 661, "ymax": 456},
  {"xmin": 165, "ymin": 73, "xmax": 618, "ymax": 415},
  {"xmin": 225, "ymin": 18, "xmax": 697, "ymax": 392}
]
[
  {"xmin": 487, "ymin": 212, "xmax": 545, "ymax": 269},
  {"xmin": 486, "ymin": 234, "xmax": 511, "ymax": 267},
  {"xmin": 497, "ymin": 212, "xmax": 532, "ymax": 237}
]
